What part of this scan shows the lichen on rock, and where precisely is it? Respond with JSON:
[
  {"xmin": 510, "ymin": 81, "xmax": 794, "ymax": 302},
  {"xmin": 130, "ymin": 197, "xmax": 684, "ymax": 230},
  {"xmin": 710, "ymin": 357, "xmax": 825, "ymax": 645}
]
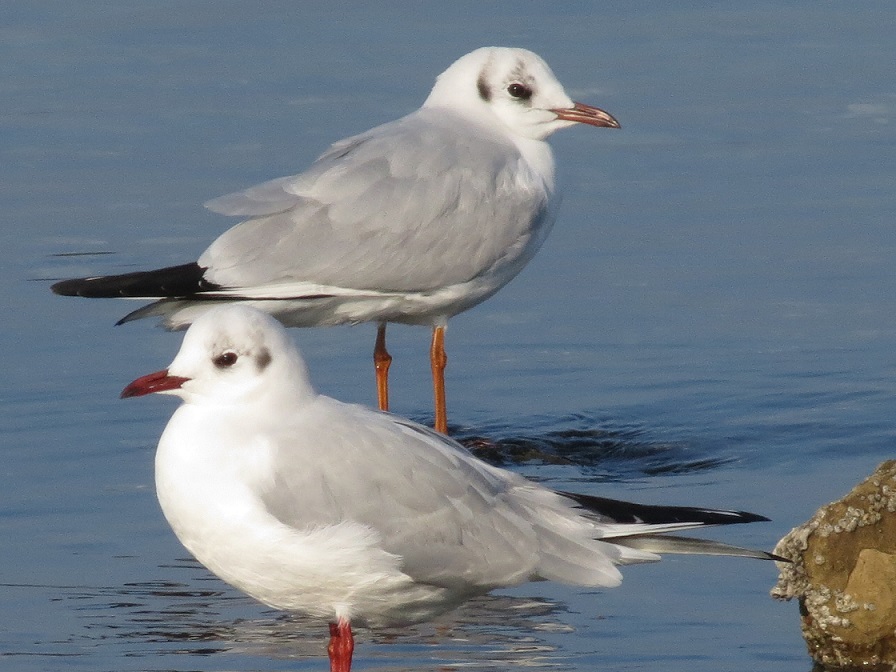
[{"xmin": 771, "ymin": 460, "xmax": 896, "ymax": 670}]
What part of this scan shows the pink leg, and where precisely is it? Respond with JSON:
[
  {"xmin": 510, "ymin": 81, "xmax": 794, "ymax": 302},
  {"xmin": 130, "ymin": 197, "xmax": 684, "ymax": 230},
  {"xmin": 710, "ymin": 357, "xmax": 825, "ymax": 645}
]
[{"xmin": 328, "ymin": 620, "xmax": 354, "ymax": 672}]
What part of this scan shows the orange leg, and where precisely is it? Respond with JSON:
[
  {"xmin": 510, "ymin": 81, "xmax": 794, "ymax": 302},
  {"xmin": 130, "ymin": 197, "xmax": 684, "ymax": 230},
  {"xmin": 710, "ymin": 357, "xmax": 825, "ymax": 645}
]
[
  {"xmin": 430, "ymin": 325, "xmax": 448, "ymax": 434},
  {"xmin": 328, "ymin": 619, "xmax": 354, "ymax": 672},
  {"xmin": 373, "ymin": 323, "xmax": 391, "ymax": 411}
]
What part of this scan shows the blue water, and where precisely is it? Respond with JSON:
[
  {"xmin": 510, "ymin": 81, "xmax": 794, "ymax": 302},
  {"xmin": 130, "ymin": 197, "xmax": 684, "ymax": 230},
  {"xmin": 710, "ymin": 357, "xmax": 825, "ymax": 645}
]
[{"xmin": 4, "ymin": 2, "xmax": 896, "ymax": 670}]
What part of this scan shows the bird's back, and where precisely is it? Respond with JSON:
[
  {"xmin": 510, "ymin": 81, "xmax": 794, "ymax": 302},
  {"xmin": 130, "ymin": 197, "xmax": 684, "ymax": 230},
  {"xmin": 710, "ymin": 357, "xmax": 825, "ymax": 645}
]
[
  {"xmin": 200, "ymin": 108, "xmax": 556, "ymax": 296},
  {"xmin": 240, "ymin": 396, "xmax": 649, "ymax": 592}
]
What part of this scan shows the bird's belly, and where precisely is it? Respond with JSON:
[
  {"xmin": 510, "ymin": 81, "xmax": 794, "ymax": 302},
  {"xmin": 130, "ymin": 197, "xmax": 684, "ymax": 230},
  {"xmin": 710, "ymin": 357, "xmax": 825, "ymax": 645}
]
[
  {"xmin": 155, "ymin": 463, "xmax": 464, "ymax": 625},
  {"xmin": 160, "ymin": 272, "xmax": 514, "ymax": 329},
  {"xmin": 314, "ymin": 276, "xmax": 512, "ymax": 326},
  {"xmin": 174, "ymin": 516, "xmax": 463, "ymax": 626}
]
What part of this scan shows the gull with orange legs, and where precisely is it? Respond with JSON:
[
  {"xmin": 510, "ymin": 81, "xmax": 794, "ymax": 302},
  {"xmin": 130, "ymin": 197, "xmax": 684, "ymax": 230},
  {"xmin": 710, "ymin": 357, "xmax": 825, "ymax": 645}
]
[{"xmin": 53, "ymin": 46, "xmax": 621, "ymax": 434}]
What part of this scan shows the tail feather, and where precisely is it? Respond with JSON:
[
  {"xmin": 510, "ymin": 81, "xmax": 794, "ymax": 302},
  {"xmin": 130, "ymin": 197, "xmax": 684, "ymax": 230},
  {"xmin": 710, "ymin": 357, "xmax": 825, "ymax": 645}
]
[
  {"xmin": 560, "ymin": 491, "xmax": 780, "ymax": 561},
  {"xmin": 561, "ymin": 491, "xmax": 769, "ymax": 527},
  {"xmin": 50, "ymin": 263, "xmax": 216, "ymax": 299},
  {"xmin": 609, "ymin": 534, "xmax": 785, "ymax": 561}
]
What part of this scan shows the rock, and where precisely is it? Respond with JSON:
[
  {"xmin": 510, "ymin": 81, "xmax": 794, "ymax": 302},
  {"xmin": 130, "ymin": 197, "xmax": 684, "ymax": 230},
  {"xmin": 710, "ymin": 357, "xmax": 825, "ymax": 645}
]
[{"xmin": 771, "ymin": 460, "xmax": 896, "ymax": 670}]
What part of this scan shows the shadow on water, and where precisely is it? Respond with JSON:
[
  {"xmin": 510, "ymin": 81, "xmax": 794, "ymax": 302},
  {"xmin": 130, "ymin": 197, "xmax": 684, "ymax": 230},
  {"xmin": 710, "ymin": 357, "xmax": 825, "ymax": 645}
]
[{"xmin": 447, "ymin": 413, "xmax": 734, "ymax": 480}]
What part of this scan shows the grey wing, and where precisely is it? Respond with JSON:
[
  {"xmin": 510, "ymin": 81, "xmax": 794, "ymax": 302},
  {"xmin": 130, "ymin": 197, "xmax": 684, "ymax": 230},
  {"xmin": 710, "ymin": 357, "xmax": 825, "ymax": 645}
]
[
  {"xmin": 260, "ymin": 401, "xmax": 629, "ymax": 590},
  {"xmin": 199, "ymin": 110, "xmax": 553, "ymax": 292}
]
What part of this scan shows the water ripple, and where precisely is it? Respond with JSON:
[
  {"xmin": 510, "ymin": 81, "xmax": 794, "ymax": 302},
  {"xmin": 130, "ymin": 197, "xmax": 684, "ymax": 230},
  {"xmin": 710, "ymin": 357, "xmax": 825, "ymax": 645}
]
[
  {"xmin": 6, "ymin": 572, "xmax": 572, "ymax": 670},
  {"xmin": 450, "ymin": 413, "xmax": 734, "ymax": 480}
]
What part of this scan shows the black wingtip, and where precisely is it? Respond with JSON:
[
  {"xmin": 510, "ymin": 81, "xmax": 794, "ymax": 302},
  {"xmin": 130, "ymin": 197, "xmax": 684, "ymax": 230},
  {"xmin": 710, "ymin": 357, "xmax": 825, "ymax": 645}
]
[
  {"xmin": 51, "ymin": 277, "xmax": 90, "ymax": 296},
  {"xmin": 50, "ymin": 262, "xmax": 215, "ymax": 298},
  {"xmin": 561, "ymin": 491, "xmax": 771, "ymax": 527}
]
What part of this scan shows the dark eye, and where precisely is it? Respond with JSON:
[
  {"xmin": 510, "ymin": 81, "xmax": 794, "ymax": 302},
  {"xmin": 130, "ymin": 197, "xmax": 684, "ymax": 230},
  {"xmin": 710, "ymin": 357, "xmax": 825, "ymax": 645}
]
[
  {"xmin": 213, "ymin": 351, "xmax": 238, "ymax": 368},
  {"xmin": 507, "ymin": 83, "xmax": 532, "ymax": 100}
]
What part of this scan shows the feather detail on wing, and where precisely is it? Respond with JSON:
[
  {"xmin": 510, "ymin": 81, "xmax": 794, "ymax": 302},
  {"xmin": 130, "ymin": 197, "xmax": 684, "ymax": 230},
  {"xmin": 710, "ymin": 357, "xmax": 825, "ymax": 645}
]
[
  {"xmin": 250, "ymin": 404, "xmax": 778, "ymax": 594},
  {"xmin": 198, "ymin": 109, "xmax": 552, "ymax": 293},
  {"xmin": 205, "ymin": 175, "xmax": 306, "ymax": 217}
]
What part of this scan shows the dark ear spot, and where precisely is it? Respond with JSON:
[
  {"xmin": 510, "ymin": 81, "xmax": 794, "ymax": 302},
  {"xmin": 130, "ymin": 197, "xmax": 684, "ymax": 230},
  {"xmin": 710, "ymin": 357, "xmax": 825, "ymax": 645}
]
[
  {"xmin": 477, "ymin": 74, "xmax": 490, "ymax": 102},
  {"xmin": 256, "ymin": 347, "xmax": 272, "ymax": 372}
]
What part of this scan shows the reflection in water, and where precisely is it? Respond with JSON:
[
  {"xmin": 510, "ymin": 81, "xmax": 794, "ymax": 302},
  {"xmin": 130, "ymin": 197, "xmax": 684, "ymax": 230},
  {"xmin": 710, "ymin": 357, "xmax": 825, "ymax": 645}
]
[{"xmin": 29, "ymin": 561, "xmax": 573, "ymax": 670}]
